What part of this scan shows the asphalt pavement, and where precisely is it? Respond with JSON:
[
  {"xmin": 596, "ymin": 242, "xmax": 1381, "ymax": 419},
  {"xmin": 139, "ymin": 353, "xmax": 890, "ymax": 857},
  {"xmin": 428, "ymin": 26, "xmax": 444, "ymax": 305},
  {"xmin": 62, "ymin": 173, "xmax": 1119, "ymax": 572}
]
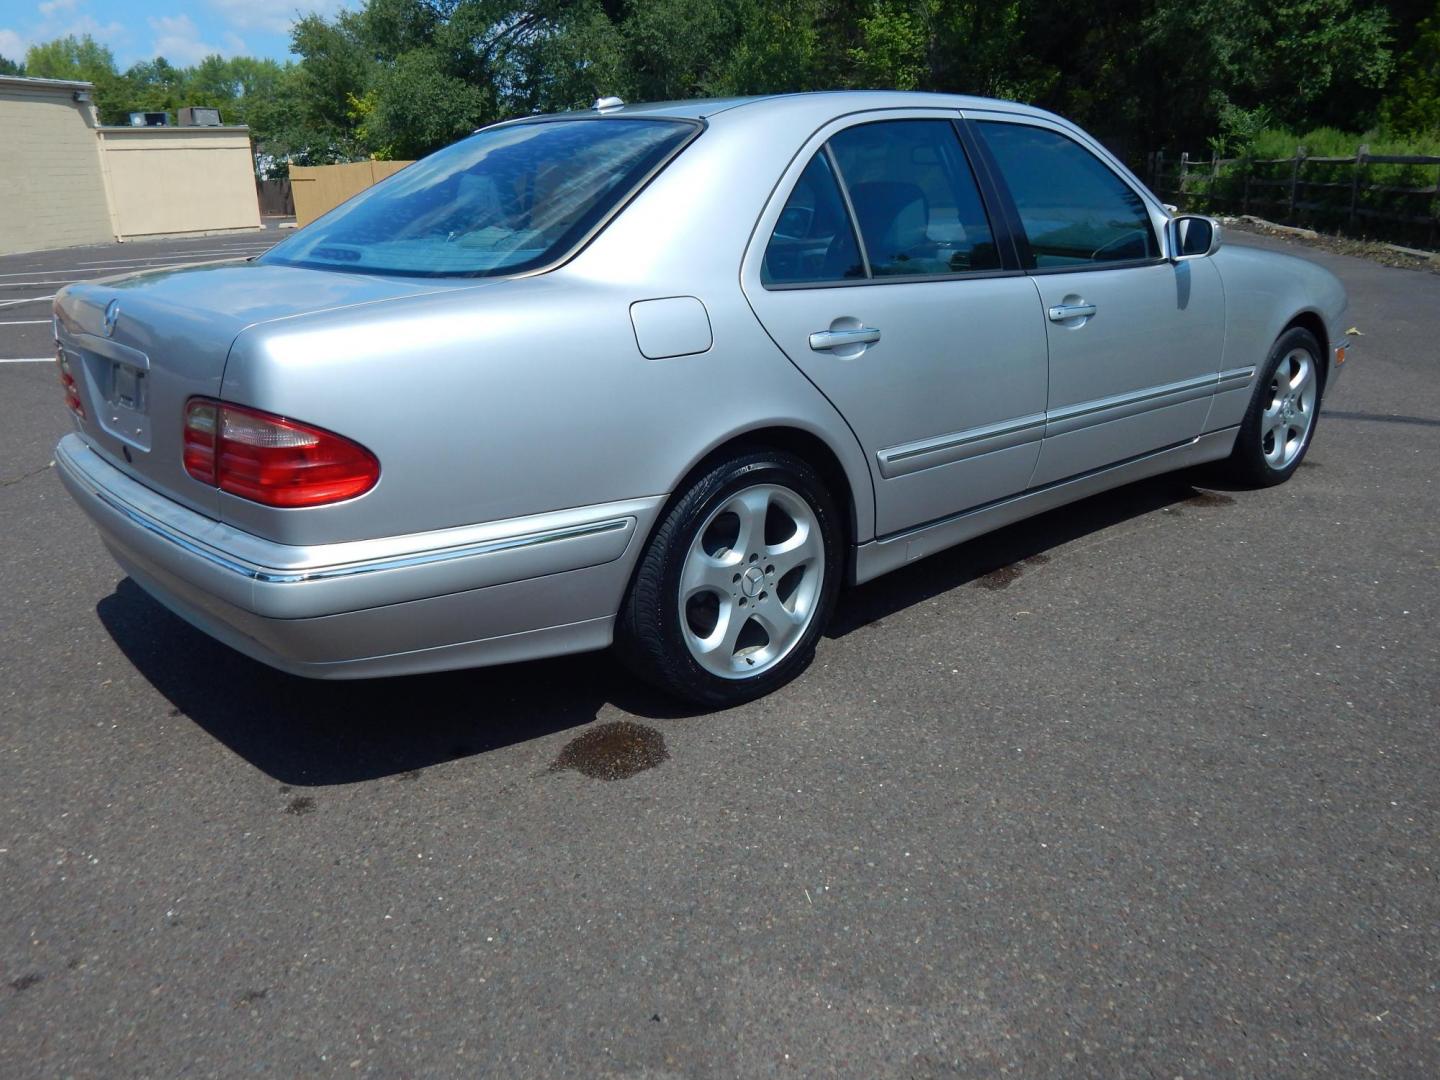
[{"xmin": 1, "ymin": 230, "xmax": 1436, "ymax": 1077}]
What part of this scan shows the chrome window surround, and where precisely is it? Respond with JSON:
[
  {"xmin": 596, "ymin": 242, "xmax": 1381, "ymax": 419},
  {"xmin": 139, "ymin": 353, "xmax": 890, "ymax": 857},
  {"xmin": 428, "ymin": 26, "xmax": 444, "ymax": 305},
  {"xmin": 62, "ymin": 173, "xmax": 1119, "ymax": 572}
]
[
  {"xmin": 962, "ymin": 110, "xmax": 1171, "ymax": 273},
  {"xmin": 750, "ymin": 107, "xmax": 1025, "ymax": 293}
]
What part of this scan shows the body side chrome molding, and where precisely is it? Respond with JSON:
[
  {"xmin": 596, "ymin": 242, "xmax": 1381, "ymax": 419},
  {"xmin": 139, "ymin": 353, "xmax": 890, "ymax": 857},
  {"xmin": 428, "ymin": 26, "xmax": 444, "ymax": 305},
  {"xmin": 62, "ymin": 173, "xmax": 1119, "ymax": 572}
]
[
  {"xmin": 877, "ymin": 412, "xmax": 1045, "ymax": 478},
  {"xmin": 1216, "ymin": 365, "xmax": 1257, "ymax": 392},
  {"xmin": 876, "ymin": 370, "xmax": 1231, "ymax": 481},
  {"xmin": 854, "ymin": 427, "xmax": 1240, "ymax": 584},
  {"xmin": 1045, "ymin": 373, "xmax": 1217, "ymax": 435}
]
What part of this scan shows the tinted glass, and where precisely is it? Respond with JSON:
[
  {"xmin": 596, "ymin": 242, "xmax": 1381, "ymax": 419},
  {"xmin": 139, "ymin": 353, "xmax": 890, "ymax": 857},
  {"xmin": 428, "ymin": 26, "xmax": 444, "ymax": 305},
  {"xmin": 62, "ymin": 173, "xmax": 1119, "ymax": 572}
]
[
  {"xmin": 761, "ymin": 152, "xmax": 865, "ymax": 285},
  {"xmin": 977, "ymin": 122, "xmax": 1158, "ymax": 268},
  {"xmin": 260, "ymin": 119, "xmax": 694, "ymax": 278},
  {"xmin": 828, "ymin": 119, "xmax": 999, "ymax": 277}
]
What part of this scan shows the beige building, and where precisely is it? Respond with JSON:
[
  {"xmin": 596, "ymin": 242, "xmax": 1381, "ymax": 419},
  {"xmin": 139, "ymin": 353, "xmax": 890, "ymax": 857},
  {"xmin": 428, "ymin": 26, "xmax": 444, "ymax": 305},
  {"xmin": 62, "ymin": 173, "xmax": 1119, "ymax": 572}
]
[
  {"xmin": 97, "ymin": 126, "xmax": 262, "ymax": 239},
  {"xmin": 0, "ymin": 74, "xmax": 263, "ymax": 256},
  {"xmin": 0, "ymin": 75, "xmax": 114, "ymax": 253}
]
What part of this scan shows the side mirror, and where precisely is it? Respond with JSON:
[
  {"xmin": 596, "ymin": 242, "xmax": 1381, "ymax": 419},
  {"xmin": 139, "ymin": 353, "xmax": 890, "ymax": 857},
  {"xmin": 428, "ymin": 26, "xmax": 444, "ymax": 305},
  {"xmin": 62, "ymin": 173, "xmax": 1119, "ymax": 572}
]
[{"xmin": 1169, "ymin": 214, "xmax": 1222, "ymax": 260}]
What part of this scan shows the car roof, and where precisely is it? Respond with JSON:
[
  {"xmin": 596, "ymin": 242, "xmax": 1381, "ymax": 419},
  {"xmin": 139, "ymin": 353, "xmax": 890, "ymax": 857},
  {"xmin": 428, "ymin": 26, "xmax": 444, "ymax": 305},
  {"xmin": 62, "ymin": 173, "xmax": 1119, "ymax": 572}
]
[{"xmin": 559, "ymin": 90, "xmax": 1054, "ymax": 123}]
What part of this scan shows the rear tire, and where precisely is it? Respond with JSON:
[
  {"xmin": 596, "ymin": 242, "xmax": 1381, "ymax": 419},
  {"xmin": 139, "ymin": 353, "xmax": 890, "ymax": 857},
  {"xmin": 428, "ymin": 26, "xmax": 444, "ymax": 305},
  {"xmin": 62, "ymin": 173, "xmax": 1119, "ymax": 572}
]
[
  {"xmin": 616, "ymin": 449, "xmax": 842, "ymax": 708},
  {"xmin": 1218, "ymin": 326, "xmax": 1323, "ymax": 487}
]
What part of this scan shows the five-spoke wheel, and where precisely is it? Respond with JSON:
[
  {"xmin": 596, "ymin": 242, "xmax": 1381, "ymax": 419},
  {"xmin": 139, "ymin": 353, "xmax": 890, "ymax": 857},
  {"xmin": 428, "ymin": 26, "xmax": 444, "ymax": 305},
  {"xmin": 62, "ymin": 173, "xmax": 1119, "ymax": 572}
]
[
  {"xmin": 1261, "ymin": 346, "xmax": 1318, "ymax": 470},
  {"xmin": 1222, "ymin": 326, "xmax": 1324, "ymax": 486},
  {"xmin": 679, "ymin": 484, "xmax": 825, "ymax": 679},
  {"xmin": 617, "ymin": 449, "xmax": 840, "ymax": 707}
]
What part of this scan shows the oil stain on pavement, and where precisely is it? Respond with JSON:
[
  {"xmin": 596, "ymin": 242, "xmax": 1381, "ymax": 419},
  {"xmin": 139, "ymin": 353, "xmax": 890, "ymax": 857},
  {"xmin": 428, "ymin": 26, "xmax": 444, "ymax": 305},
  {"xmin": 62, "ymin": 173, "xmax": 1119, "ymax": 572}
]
[
  {"xmin": 975, "ymin": 552, "xmax": 1051, "ymax": 591},
  {"xmin": 550, "ymin": 721, "xmax": 669, "ymax": 781},
  {"xmin": 1184, "ymin": 491, "xmax": 1236, "ymax": 508},
  {"xmin": 1165, "ymin": 490, "xmax": 1237, "ymax": 517}
]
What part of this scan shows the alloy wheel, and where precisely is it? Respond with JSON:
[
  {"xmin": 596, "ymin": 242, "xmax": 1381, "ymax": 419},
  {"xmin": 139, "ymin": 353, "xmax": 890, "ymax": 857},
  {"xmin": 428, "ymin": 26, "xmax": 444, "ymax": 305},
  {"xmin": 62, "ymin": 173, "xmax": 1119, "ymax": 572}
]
[
  {"xmin": 1262, "ymin": 347, "xmax": 1318, "ymax": 470},
  {"xmin": 677, "ymin": 483, "xmax": 825, "ymax": 679}
]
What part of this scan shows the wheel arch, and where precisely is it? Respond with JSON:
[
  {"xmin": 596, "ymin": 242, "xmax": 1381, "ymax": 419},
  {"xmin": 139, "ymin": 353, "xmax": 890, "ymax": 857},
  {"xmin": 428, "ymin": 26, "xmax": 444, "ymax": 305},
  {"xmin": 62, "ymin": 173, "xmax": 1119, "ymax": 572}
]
[
  {"xmin": 658, "ymin": 422, "xmax": 869, "ymax": 557},
  {"xmin": 1282, "ymin": 309, "xmax": 1331, "ymax": 391}
]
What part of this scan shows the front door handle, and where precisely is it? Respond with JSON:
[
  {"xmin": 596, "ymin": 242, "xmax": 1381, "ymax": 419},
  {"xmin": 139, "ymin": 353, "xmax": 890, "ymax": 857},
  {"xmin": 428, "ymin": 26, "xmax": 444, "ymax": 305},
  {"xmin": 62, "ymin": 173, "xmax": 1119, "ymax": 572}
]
[
  {"xmin": 1048, "ymin": 302, "xmax": 1097, "ymax": 322},
  {"xmin": 809, "ymin": 326, "xmax": 881, "ymax": 351}
]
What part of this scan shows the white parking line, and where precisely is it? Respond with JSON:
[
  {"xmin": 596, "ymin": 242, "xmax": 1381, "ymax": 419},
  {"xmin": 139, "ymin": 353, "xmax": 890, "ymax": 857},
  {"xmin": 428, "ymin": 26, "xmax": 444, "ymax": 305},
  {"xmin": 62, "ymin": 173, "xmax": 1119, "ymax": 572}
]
[
  {"xmin": 0, "ymin": 278, "xmax": 105, "ymax": 289},
  {"xmin": 0, "ymin": 357, "xmax": 54, "ymax": 363},
  {"xmin": 0, "ymin": 319, "xmax": 51, "ymax": 326},
  {"xmin": 0, "ymin": 251, "xmax": 275, "ymax": 279},
  {"xmin": 0, "ymin": 295, "xmax": 54, "ymax": 309},
  {"xmin": 75, "ymin": 249, "xmax": 274, "ymax": 267}
]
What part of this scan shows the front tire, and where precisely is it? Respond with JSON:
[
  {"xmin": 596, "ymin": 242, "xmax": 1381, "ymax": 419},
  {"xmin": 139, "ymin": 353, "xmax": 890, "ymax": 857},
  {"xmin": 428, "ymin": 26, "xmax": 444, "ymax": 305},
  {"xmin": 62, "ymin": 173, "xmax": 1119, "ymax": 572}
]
[
  {"xmin": 1220, "ymin": 326, "xmax": 1324, "ymax": 487},
  {"xmin": 616, "ymin": 449, "xmax": 842, "ymax": 708}
]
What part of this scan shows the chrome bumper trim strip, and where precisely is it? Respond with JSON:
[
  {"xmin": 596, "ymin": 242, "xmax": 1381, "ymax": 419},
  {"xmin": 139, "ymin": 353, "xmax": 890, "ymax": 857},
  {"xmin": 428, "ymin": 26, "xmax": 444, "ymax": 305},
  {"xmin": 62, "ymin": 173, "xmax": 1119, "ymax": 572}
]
[{"xmin": 76, "ymin": 461, "xmax": 631, "ymax": 586}]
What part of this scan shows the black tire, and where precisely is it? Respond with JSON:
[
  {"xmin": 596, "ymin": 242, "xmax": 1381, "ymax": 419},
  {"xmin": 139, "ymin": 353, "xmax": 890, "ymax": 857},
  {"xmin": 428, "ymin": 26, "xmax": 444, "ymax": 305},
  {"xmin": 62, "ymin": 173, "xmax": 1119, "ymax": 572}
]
[
  {"xmin": 615, "ymin": 449, "xmax": 842, "ymax": 708},
  {"xmin": 1218, "ymin": 326, "xmax": 1324, "ymax": 487}
]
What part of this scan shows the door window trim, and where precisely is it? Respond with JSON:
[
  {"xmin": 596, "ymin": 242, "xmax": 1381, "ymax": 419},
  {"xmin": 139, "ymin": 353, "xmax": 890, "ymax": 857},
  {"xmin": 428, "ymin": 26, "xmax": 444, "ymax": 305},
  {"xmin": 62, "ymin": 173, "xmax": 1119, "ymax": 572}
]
[
  {"xmin": 960, "ymin": 112, "xmax": 1170, "ymax": 275},
  {"xmin": 749, "ymin": 109, "xmax": 1023, "ymax": 292}
]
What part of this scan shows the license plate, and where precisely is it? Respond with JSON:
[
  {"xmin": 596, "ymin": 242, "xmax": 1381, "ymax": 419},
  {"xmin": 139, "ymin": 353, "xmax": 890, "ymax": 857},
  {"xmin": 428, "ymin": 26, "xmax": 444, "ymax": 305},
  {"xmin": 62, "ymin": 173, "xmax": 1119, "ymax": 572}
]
[{"xmin": 110, "ymin": 363, "xmax": 145, "ymax": 414}]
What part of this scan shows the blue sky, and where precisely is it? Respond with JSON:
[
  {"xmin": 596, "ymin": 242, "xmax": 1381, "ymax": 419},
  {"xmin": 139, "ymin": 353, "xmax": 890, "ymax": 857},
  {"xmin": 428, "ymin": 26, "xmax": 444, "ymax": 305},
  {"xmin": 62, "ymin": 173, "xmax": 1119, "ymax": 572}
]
[{"xmin": 0, "ymin": 0, "xmax": 360, "ymax": 67}]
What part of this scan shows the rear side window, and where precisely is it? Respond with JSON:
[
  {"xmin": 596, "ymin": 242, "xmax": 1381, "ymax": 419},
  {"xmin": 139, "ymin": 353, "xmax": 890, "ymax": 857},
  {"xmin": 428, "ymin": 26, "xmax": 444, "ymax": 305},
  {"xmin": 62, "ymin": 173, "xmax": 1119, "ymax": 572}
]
[
  {"xmin": 977, "ymin": 122, "xmax": 1158, "ymax": 268},
  {"xmin": 828, "ymin": 120, "xmax": 1000, "ymax": 277},
  {"xmin": 260, "ymin": 118, "xmax": 696, "ymax": 278},
  {"xmin": 761, "ymin": 152, "xmax": 865, "ymax": 286}
]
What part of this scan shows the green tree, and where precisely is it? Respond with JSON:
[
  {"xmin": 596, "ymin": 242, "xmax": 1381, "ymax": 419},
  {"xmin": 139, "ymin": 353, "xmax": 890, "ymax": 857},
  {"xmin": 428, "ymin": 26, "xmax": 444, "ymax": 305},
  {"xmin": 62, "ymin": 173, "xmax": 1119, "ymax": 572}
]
[
  {"xmin": 1381, "ymin": 4, "xmax": 1440, "ymax": 135},
  {"xmin": 286, "ymin": 12, "xmax": 376, "ymax": 161},
  {"xmin": 1134, "ymin": 0, "xmax": 1395, "ymax": 149},
  {"xmin": 0, "ymin": 54, "xmax": 24, "ymax": 75},
  {"xmin": 24, "ymin": 34, "xmax": 141, "ymax": 124}
]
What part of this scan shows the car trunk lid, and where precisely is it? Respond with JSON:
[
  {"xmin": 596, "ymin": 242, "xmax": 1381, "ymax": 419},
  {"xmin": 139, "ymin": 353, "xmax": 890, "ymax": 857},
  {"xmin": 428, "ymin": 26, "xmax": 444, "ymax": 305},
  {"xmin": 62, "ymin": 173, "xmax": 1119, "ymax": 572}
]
[{"xmin": 54, "ymin": 260, "xmax": 476, "ymax": 518}]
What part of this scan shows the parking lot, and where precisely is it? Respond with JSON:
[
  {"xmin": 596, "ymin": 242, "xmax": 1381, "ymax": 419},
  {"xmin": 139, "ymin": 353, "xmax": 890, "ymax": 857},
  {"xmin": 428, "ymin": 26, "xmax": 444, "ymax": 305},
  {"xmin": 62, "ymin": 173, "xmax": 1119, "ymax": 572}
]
[{"xmin": 1, "ymin": 230, "xmax": 1436, "ymax": 1076}]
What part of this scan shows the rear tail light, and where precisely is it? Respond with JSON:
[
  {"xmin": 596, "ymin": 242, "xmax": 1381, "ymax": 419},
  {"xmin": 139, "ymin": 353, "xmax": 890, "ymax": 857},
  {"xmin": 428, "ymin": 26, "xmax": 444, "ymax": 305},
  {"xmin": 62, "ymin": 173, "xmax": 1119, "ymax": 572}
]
[
  {"xmin": 54, "ymin": 348, "xmax": 84, "ymax": 418},
  {"xmin": 183, "ymin": 398, "xmax": 379, "ymax": 508}
]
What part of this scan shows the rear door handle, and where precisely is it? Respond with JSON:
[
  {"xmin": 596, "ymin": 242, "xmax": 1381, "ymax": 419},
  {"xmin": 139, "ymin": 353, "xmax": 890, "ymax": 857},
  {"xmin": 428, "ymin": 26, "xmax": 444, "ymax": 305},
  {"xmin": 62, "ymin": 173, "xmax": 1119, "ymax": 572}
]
[
  {"xmin": 1048, "ymin": 303, "xmax": 1097, "ymax": 322},
  {"xmin": 809, "ymin": 326, "xmax": 881, "ymax": 351}
]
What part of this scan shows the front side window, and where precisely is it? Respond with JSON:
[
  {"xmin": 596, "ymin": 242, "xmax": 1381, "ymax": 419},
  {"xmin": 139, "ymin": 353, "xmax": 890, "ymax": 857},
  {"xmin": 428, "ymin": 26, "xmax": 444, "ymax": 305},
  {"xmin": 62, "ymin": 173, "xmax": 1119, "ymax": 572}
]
[
  {"xmin": 761, "ymin": 152, "xmax": 866, "ymax": 286},
  {"xmin": 977, "ymin": 122, "xmax": 1158, "ymax": 268},
  {"xmin": 828, "ymin": 119, "xmax": 1000, "ymax": 277},
  {"xmin": 260, "ymin": 119, "xmax": 696, "ymax": 278}
]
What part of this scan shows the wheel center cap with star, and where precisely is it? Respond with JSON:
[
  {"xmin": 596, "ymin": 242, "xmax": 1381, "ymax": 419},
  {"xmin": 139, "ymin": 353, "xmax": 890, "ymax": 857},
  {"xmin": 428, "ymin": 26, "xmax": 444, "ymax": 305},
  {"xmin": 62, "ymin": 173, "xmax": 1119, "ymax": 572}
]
[{"xmin": 741, "ymin": 566, "xmax": 765, "ymax": 598}]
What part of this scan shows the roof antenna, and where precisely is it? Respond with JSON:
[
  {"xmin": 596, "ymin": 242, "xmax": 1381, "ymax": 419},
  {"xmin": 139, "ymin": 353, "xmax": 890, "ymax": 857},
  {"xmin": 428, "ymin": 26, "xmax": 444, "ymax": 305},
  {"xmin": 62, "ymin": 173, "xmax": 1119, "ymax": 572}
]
[{"xmin": 592, "ymin": 96, "xmax": 625, "ymax": 112}]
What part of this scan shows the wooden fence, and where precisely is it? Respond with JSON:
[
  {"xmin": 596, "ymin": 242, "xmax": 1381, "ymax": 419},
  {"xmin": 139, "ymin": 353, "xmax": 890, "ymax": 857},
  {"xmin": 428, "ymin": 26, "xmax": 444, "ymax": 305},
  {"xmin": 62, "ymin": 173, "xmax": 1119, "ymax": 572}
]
[
  {"xmin": 1147, "ymin": 147, "xmax": 1440, "ymax": 249},
  {"xmin": 255, "ymin": 178, "xmax": 293, "ymax": 218},
  {"xmin": 289, "ymin": 160, "xmax": 415, "ymax": 227}
]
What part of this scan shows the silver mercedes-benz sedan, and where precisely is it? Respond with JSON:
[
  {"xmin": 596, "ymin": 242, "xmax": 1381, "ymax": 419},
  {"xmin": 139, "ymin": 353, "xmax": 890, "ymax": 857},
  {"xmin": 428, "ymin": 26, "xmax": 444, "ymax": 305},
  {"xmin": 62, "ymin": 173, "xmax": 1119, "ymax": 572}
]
[{"xmin": 53, "ymin": 91, "xmax": 1349, "ymax": 706}]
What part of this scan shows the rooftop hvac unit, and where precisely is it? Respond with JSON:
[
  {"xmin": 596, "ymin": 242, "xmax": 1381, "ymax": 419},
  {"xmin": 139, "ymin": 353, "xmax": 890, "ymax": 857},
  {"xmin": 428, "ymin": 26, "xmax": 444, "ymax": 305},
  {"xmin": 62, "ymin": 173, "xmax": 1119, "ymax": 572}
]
[
  {"xmin": 128, "ymin": 111, "xmax": 170, "ymax": 127},
  {"xmin": 178, "ymin": 106, "xmax": 222, "ymax": 127}
]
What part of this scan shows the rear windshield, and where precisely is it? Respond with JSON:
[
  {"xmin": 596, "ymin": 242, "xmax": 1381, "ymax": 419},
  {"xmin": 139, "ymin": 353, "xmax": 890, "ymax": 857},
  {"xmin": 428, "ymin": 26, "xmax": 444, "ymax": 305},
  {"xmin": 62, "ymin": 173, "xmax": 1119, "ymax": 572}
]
[{"xmin": 260, "ymin": 118, "xmax": 697, "ymax": 278}]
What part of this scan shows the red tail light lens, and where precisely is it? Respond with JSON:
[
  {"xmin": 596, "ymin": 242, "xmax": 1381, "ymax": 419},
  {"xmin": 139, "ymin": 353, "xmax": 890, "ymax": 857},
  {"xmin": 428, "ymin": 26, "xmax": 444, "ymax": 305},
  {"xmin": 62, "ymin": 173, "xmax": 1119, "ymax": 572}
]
[
  {"xmin": 55, "ymin": 349, "xmax": 85, "ymax": 418},
  {"xmin": 183, "ymin": 398, "xmax": 379, "ymax": 508}
]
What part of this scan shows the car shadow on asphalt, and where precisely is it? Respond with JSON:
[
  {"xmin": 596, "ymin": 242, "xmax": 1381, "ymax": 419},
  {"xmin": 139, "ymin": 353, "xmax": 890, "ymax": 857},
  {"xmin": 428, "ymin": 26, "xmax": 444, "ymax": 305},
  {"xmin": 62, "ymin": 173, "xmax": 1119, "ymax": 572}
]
[
  {"xmin": 826, "ymin": 474, "xmax": 1227, "ymax": 637},
  {"xmin": 97, "ymin": 473, "xmax": 1223, "ymax": 786},
  {"xmin": 97, "ymin": 580, "xmax": 696, "ymax": 787}
]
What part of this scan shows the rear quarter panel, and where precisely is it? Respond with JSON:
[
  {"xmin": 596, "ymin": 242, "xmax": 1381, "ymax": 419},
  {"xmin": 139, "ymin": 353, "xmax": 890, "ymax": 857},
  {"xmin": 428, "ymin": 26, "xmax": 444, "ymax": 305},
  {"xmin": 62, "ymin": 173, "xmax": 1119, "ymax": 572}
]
[{"xmin": 219, "ymin": 273, "xmax": 873, "ymax": 548}]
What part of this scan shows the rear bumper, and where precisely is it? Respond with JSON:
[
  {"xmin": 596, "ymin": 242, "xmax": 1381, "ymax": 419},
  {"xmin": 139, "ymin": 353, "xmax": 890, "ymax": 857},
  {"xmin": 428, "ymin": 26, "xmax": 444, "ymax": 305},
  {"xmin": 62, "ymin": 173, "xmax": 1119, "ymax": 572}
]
[{"xmin": 56, "ymin": 434, "xmax": 664, "ymax": 678}]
